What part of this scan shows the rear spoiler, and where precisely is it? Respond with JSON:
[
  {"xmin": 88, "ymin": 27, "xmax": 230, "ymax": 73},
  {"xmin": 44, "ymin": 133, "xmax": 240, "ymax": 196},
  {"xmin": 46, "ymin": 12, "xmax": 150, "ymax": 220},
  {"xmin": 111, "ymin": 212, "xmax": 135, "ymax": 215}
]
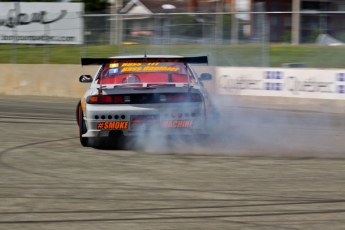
[{"xmin": 81, "ymin": 56, "xmax": 208, "ymax": 66}]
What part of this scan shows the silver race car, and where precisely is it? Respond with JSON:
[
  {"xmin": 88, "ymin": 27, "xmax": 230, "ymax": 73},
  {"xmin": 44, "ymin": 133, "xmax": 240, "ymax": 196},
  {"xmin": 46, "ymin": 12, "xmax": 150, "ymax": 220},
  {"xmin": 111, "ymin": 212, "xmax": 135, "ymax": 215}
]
[{"xmin": 76, "ymin": 55, "xmax": 218, "ymax": 148}]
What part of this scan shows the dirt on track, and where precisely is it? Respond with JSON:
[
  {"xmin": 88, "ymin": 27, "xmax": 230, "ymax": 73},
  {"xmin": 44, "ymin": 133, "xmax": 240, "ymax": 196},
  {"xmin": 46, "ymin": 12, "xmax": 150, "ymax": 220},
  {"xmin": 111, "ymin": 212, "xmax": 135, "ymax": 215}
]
[{"xmin": 0, "ymin": 95, "xmax": 344, "ymax": 230}]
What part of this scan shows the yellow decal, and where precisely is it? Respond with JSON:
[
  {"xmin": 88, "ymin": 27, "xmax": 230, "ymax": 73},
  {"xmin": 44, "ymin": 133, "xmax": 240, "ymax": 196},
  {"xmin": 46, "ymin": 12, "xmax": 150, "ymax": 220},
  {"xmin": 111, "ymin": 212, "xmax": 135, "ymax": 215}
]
[
  {"xmin": 121, "ymin": 66, "xmax": 180, "ymax": 73},
  {"xmin": 109, "ymin": 63, "xmax": 119, "ymax": 68},
  {"xmin": 122, "ymin": 63, "xmax": 142, "ymax": 67},
  {"xmin": 142, "ymin": 66, "xmax": 179, "ymax": 72},
  {"xmin": 97, "ymin": 121, "xmax": 129, "ymax": 130},
  {"xmin": 122, "ymin": 67, "xmax": 142, "ymax": 72},
  {"xmin": 147, "ymin": 62, "xmax": 159, "ymax": 66},
  {"xmin": 161, "ymin": 120, "xmax": 194, "ymax": 128}
]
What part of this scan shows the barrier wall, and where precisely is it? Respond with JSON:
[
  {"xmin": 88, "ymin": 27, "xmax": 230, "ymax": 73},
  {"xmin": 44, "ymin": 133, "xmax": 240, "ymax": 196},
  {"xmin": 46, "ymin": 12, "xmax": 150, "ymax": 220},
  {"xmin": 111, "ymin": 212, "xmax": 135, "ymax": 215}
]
[
  {"xmin": 217, "ymin": 67, "xmax": 345, "ymax": 100},
  {"xmin": 0, "ymin": 64, "xmax": 216, "ymax": 98},
  {"xmin": 1, "ymin": 64, "xmax": 345, "ymax": 112},
  {"xmin": 0, "ymin": 64, "xmax": 98, "ymax": 98}
]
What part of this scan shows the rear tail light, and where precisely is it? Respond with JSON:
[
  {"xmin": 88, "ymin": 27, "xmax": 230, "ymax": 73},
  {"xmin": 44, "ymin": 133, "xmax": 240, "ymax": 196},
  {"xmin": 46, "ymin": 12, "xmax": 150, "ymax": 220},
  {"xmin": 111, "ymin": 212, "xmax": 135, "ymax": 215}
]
[
  {"xmin": 191, "ymin": 94, "xmax": 202, "ymax": 101},
  {"xmin": 87, "ymin": 93, "xmax": 202, "ymax": 104},
  {"xmin": 87, "ymin": 95, "xmax": 124, "ymax": 104},
  {"xmin": 166, "ymin": 93, "xmax": 202, "ymax": 102},
  {"xmin": 113, "ymin": 96, "xmax": 123, "ymax": 103}
]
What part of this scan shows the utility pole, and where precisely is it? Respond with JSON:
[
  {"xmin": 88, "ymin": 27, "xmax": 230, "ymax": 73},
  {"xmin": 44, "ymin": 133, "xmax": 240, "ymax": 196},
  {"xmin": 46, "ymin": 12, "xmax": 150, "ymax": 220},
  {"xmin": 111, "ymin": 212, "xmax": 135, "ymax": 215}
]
[
  {"xmin": 230, "ymin": 0, "xmax": 238, "ymax": 44},
  {"xmin": 292, "ymin": 0, "xmax": 301, "ymax": 44},
  {"xmin": 110, "ymin": 0, "xmax": 123, "ymax": 45},
  {"xmin": 215, "ymin": 0, "xmax": 223, "ymax": 44}
]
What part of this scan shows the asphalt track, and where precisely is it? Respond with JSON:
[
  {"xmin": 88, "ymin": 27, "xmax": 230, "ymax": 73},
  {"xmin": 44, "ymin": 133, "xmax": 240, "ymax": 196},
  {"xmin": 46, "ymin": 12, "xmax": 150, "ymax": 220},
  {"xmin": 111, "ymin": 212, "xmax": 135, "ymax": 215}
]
[{"xmin": 0, "ymin": 95, "xmax": 344, "ymax": 230}]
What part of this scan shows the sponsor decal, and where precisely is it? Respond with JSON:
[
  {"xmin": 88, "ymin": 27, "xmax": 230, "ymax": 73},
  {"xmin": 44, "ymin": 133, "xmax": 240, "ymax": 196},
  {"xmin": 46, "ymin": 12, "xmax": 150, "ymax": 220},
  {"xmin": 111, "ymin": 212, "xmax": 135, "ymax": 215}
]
[
  {"xmin": 265, "ymin": 71, "xmax": 283, "ymax": 79},
  {"xmin": 265, "ymin": 82, "xmax": 282, "ymax": 91},
  {"xmin": 264, "ymin": 71, "xmax": 284, "ymax": 91},
  {"xmin": 336, "ymin": 73, "xmax": 345, "ymax": 94},
  {"xmin": 221, "ymin": 75, "xmax": 262, "ymax": 90},
  {"xmin": 122, "ymin": 63, "xmax": 142, "ymax": 67},
  {"xmin": 121, "ymin": 67, "xmax": 142, "ymax": 72},
  {"xmin": 97, "ymin": 121, "xmax": 129, "ymax": 130},
  {"xmin": 285, "ymin": 76, "xmax": 333, "ymax": 94},
  {"xmin": 121, "ymin": 66, "xmax": 180, "ymax": 73},
  {"xmin": 161, "ymin": 120, "xmax": 194, "ymax": 128},
  {"xmin": 109, "ymin": 68, "xmax": 118, "ymax": 74},
  {"xmin": 109, "ymin": 63, "xmax": 119, "ymax": 68}
]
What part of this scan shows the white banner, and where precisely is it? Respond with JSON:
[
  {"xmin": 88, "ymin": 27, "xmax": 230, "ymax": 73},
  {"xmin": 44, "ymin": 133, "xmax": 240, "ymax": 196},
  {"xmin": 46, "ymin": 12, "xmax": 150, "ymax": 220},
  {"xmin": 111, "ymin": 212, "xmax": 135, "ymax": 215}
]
[
  {"xmin": 217, "ymin": 67, "xmax": 345, "ymax": 100},
  {"xmin": 0, "ymin": 2, "xmax": 84, "ymax": 44}
]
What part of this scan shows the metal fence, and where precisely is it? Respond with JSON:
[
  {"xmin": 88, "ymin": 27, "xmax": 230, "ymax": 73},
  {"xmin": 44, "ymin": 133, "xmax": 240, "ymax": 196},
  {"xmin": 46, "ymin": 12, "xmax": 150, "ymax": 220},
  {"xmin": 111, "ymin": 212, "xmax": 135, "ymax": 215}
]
[
  {"xmin": 2, "ymin": 11, "xmax": 345, "ymax": 67},
  {"xmin": 82, "ymin": 12, "xmax": 270, "ymax": 67}
]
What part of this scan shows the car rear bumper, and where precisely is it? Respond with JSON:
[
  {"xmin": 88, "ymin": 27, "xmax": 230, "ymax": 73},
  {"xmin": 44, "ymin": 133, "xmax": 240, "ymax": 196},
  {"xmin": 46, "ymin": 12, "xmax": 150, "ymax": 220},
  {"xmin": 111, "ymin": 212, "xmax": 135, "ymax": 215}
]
[{"xmin": 82, "ymin": 103, "xmax": 207, "ymax": 137}]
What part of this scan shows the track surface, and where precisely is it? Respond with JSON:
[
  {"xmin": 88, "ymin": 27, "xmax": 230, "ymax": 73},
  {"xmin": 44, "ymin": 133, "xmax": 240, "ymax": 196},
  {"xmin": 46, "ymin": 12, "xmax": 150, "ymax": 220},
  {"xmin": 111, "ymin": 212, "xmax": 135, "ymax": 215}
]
[{"xmin": 0, "ymin": 95, "xmax": 345, "ymax": 230}]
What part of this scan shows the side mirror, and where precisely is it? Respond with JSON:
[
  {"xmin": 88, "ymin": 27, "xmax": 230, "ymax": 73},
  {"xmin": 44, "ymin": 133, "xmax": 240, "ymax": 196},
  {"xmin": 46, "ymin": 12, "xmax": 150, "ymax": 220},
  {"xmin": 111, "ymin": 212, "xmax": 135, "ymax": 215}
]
[
  {"xmin": 199, "ymin": 73, "xmax": 212, "ymax": 81},
  {"xmin": 79, "ymin": 75, "xmax": 93, "ymax": 83}
]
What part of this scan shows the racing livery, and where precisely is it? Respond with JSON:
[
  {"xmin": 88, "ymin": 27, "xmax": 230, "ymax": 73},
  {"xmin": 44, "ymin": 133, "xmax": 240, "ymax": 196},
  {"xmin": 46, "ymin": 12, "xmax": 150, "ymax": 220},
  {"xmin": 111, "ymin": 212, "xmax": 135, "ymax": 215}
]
[{"xmin": 76, "ymin": 55, "xmax": 218, "ymax": 148}]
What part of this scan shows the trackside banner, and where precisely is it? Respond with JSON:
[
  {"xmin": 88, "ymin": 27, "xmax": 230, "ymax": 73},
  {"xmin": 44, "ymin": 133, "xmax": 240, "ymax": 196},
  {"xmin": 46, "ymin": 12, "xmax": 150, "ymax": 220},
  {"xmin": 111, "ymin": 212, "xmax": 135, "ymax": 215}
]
[
  {"xmin": 217, "ymin": 67, "xmax": 345, "ymax": 100},
  {"xmin": 0, "ymin": 2, "xmax": 84, "ymax": 44}
]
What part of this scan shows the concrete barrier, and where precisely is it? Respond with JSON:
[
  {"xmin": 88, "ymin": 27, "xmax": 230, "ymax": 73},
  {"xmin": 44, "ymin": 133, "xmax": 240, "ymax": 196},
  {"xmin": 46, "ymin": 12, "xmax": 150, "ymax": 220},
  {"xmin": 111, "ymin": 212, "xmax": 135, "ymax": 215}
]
[
  {"xmin": 0, "ymin": 64, "xmax": 98, "ymax": 98},
  {"xmin": 0, "ymin": 64, "xmax": 216, "ymax": 98}
]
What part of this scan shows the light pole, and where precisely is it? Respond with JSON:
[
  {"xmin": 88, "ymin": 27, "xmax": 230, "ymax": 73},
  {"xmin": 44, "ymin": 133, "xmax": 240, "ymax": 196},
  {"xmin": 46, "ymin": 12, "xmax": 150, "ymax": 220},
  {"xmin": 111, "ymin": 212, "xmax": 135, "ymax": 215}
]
[
  {"xmin": 161, "ymin": 4, "xmax": 176, "ymax": 46},
  {"xmin": 109, "ymin": 0, "xmax": 123, "ymax": 45}
]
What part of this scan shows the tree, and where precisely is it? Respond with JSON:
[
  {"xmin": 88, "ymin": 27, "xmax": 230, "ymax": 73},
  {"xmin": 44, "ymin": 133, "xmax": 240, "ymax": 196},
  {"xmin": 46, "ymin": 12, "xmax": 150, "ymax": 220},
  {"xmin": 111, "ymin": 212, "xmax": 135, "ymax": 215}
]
[
  {"xmin": 70, "ymin": 0, "xmax": 109, "ymax": 13},
  {"xmin": 0, "ymin": 0, "xmax": 61, "ymax": 2}
]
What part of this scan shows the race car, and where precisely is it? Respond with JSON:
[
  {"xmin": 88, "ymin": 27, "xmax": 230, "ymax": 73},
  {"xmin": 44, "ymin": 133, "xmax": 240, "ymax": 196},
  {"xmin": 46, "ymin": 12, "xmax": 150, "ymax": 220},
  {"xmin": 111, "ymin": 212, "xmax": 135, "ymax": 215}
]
[{"xmin": 76, "ymin": 55, "xmax": 219, "ymax": 148}]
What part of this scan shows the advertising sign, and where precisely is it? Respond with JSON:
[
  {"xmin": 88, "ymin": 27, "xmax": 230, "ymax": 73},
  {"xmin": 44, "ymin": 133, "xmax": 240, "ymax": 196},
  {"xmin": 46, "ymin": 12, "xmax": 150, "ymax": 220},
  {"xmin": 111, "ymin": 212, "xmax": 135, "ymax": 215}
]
[
  {"xmin": 217, "ymin": 67, "xmax": 345, "ymax": 100},
  {"xmin": 0, "ymin": 2, "xmax": 84, "ymax": 44}
]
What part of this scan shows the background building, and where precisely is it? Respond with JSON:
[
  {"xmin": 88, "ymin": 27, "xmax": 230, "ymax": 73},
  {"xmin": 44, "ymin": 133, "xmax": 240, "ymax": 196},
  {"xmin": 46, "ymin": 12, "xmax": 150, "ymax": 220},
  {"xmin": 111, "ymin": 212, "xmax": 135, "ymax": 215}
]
[{"xmin": 251, "ymin": 0, "xmax": 345, "ymax": 44}]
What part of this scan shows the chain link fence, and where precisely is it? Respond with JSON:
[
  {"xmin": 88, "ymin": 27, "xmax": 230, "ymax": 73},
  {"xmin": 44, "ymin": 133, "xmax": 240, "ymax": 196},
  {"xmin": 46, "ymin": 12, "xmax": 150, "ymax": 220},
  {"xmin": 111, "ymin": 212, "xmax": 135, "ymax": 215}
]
[
  {"xmin": 82, "ymin": 12, "xmax": 270, "ymax": 67},
  {"xmin": 2, "ymin": 10, "xmax": 345, "ymax": 67}
]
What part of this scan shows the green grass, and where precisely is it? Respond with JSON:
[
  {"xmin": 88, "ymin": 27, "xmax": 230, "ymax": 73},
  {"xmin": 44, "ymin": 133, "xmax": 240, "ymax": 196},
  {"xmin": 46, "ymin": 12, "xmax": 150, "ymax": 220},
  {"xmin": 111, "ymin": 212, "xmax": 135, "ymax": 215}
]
[{"xmin": 1, "ymin": 44, "xmax": 345, "ymax": 68}]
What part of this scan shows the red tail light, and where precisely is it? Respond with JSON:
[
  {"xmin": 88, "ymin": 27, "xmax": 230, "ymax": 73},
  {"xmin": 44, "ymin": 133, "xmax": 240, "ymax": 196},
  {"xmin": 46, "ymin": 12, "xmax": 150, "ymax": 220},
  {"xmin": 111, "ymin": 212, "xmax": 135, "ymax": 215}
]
[
  {"xmin": 99, "ymin": 95, "xmax": 113, "ymax": 103},
  {"xmin": 166, "ymin": 93, "xmax": 202, "ymax": 102},
  {"xmin": 87, "ymin": 95, "xmax": 123, "ymax": 104},
  {"xmin": 167, "ymin": 94, "xmax": 178, "ymax": 102},
  {"xmin": 113, "ymin": 95, "xmax": 123, "ymax": 103},
  {"xmin": 191, "ymin": 94, "xmax": 202, "ymax": 101}
]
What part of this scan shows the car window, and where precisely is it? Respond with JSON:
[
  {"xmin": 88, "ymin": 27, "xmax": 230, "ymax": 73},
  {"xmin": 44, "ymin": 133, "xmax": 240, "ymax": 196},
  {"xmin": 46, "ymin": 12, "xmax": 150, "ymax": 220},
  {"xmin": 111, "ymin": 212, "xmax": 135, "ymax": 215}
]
[{"xmin": 97, "ymin": 62, "xmax": 195, "ymax": 84}]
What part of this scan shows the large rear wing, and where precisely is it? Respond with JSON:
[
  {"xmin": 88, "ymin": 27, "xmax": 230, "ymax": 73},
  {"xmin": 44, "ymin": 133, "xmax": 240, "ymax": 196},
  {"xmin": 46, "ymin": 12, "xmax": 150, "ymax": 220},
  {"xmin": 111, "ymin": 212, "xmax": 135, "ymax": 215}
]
[{"xmin": 81, "ymin": 56, "xmax": 208, "ymax": 66}]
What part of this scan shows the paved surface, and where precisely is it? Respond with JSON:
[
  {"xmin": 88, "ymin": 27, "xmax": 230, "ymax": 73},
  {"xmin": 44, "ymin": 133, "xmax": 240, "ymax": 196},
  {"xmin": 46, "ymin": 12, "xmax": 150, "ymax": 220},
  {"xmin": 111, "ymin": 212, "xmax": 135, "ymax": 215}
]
[{"xmin": 0, "ymin": 95, "xmax": 345, "ymax": 230}]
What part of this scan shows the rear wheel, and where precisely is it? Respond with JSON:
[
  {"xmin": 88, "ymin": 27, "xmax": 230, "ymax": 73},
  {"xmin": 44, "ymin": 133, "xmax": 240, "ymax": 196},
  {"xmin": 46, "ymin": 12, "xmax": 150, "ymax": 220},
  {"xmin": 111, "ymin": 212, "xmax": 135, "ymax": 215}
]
[{"xmin": 78, "ymin": 105, "xmax": 89, "ymax": 147}]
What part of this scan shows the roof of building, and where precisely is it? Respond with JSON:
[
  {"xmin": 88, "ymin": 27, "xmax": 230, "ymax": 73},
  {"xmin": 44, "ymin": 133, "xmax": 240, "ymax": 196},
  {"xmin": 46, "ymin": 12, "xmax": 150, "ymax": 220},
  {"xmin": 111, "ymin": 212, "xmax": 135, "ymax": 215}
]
[{"xmin": 120, "ymin": 0, "xmax": 188, "ymax": 14}]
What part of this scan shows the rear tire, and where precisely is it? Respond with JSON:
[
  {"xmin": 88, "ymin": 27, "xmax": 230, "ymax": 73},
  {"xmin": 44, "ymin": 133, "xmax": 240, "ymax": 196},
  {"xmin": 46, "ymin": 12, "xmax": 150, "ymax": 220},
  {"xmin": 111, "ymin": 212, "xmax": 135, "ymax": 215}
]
[{"xmin": 78, "ymin": 105, "xmax": 89, "ymax": 147}]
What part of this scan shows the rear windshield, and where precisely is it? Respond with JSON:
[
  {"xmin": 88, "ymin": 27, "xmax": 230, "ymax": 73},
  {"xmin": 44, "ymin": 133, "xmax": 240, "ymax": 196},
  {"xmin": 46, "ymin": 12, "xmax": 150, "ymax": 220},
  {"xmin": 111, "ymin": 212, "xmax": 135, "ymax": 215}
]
[{"xmin": 97, "ymin": 62, "xmax": 194, "ymax": 84}]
